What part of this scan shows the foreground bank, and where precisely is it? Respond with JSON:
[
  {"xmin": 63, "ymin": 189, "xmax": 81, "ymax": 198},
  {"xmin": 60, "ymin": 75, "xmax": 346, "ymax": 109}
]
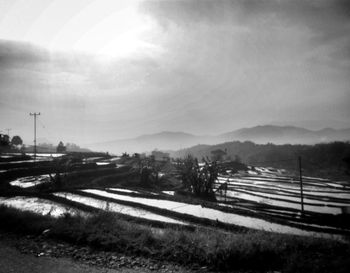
[{"xmin": 1, "ymin": 205, "xmax": 349, "ymax": 273}]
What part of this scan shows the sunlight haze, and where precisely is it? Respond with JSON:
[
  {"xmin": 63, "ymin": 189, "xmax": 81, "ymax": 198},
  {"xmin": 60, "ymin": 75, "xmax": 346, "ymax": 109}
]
[{"xmin": 0, "ymin": 0, "xmax": 349, "ymax": 148}]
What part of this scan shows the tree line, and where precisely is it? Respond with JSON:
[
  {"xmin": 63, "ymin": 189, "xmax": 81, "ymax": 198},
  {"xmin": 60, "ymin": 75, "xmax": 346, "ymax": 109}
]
[
  {"xmin": 0, "ymin": 134, "xmax": 23, "ymax": 152},
  {"xmin": 0, "ymin": 133, "xmax": 88, "ymax": 154},
  {"xmin": 172, "ymin": 141, "xmax": 350, "ymax": 179}
]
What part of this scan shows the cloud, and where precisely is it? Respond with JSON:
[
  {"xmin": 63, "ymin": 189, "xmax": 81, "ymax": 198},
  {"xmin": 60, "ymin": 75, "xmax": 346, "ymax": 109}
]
[
  {"xmin": 140, "ymin": 0, "xmax": 350, "ymax": 66},
  {"xmin": 137, "ymin": 0, "xmax": 350, "ymax": 130},
  {"xmin": 0, "ymin": 1, "xmax": 349, "ymax": 144},
  {"xmin": 0, "ymin": 40, "xmax": 92, "ymax": 114},
  {"xmin": 0, "ymin": 39, "xmax": 49, "ymax": 69}
]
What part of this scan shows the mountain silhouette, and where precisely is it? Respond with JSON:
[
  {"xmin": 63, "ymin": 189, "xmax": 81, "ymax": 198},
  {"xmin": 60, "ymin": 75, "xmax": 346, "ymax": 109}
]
[{"xmin": 89, "ymin": 125, "xmax": 350, "ymax": 154}]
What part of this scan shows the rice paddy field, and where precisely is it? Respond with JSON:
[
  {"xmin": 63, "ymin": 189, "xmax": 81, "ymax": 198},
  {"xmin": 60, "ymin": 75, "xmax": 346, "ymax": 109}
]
[{"xmin": 1, "ymin": 153, "xmax": 350, "ymax": 242}]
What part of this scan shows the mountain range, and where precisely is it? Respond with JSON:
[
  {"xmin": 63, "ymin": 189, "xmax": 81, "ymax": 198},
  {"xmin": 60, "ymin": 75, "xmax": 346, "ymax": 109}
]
[{"xmin": 89, "ymin": 125, "xmax": 350, "ymax": 154}]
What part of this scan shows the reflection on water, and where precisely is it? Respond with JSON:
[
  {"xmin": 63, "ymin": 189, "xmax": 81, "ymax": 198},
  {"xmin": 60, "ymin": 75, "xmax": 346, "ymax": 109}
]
[
  {"xmin": 81, "ymin": 189, "xmax": 343, "ymax": 239},
  {"xmin": 216, "ymin": 169, "xmax": 350, "ymax": 215},
  {"xmin": 0, "ymin": 196, "xmax": 80, "ymax": 217},
  {"xmin": 9, "ymin": 174, "xmax": 51, "ymax": 188},
  {"xmin": 54, "ymin": 192, "xmax": 187, "ymax": 225}
]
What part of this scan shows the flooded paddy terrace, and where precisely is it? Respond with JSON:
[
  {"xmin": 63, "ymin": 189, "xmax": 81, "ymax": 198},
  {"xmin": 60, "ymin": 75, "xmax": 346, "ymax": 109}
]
[{"xmin": 1, "ymin": 157, "xmax": 350, "ymax": 241}]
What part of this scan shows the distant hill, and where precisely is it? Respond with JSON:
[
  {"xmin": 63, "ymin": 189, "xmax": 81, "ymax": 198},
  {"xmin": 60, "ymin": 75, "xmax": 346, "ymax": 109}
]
[
  {"xmin": 218, "ymin": 125, "xmax": 350, "ymax": 144},
  {"xmin": 24, "ymin": 142, "xmax": 91, "ymax": 153},
  {"xmin": 88, "ymin": 125, "xmax": 350, "ymax": 154},
  {"xmin": 90, "ymin": 131, "xmax": 217, "ymax": 154}
]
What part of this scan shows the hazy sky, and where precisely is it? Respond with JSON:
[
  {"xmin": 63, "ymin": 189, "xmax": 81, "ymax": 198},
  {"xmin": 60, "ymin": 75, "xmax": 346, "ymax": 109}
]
[{"xmin": 0, "ymin": 0, "xmax": 349, "ymax": 146}]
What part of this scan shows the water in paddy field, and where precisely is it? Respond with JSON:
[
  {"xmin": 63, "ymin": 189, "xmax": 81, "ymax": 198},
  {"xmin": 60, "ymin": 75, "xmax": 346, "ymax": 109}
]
[
  {"xmin": 0, "ymin": 187, "xmax": 346, "ymax": 240},
  {"xmin": 25, "ymin": 153, "xmax": 65, "ymax": 158},
  {"xmin": 162, "ymin": 191, "xmax": 175, "ymax": 195},
  {"xmin": 53, "ymin": 188, "xmax": 342, "ymax": 240},
  {"xmin": 107, "ymin": 188, "xmax": 140, "ymax": 194},
  {"xmin": 9, "ymin": 174, "xmax": 65, "ymax": 188},
  {"xmin": 9, "ymin": 174, "xmax": 51, "ymax": 188},
  {"xmin": 216, "ymin": 166, "xmax": 350, "ymax": 215},
  {"xmin": 53, "ymin": 192, "xmax": 187, "ymax": 226},
  {"xmin": 0, "ymin": 196, "xmax": 81, "ymax": 217},
  {"xmin": 1, "ymin": 157, "xmax": 349, "ymax": 240}
]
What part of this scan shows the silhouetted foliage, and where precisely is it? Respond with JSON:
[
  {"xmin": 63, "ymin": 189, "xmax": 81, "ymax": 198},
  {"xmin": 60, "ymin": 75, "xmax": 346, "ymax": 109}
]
[
  {"xmin": 56, "ymin": 141, "xmax": 66, "ymax": 153},
  {"xmin": 179, "ymin": 155, "xmax": 217, "ymax": 199},
  {"xmin": 211, "ymin": 149, "xmax": 226, "ymax": 162},
  {"xmin": 0, "ymin": 134, "xmax": 10, "ymax": 147},
  {"xmin": 122, "ymin": 152, "xmax": 130, "ymax": 158},
  {"xmin": 174, "ymin": 141, "xmax": 350, "ymax": 179},
  {"xmin": 10, "ymin": 135, "xmax": 23, "ymax": 147},
  {"xmin": 49, "ymin": 172, "xmax": 63, "ymax": 189},
  {"xmin": 140, "ymin": 166, "xmax": 152, "ymax": 187}
]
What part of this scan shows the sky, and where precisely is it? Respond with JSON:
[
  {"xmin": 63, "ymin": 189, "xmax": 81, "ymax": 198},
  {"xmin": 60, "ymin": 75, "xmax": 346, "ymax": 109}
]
[{"xmin": 0, "ymin": 0, "xmax": 349, "ymax": 146}]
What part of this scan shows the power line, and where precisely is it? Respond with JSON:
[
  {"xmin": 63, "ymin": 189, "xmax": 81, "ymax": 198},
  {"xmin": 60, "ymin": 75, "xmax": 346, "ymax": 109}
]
[
  {"xmin": 5, "ymin": 128, "xmax": 11, "ymax": 137},
  {"xmin": 37, "ymin": 119, "xmax": 56, "ymax": 142}
]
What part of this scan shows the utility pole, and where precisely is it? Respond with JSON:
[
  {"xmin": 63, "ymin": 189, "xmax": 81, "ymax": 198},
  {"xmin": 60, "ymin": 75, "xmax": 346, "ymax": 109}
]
[
  {"xmin": 29, "ymin": 112, "xmax": 40, "ymax": 161},
  {"xmin": 298, "ymin": 156, "xmax": 304, "ymax": 216}
]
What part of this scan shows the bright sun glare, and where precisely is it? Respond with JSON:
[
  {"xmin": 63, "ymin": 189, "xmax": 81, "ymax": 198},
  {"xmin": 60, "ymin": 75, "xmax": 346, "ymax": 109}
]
[
  {"xmin": 73, "ymin": 8, "xmax": 152, "ymax": 58},
  {"xmin": 47, "ymin": 0, "xmax": 156, "ymax": 58}
]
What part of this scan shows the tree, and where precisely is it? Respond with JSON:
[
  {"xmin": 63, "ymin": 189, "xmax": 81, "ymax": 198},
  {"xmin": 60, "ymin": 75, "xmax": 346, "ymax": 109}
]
[
  {"xmin": 149, "ymin": 156, "xmax": 164, "ymax": 183},
  {"xmin": 140, "ymin": 166, "xmax": 152, "ymax": 187},
  {"xmin": 11, "ymin": 135, "xmax": 23, "ymax": 147},
  {"xmin": 20, "ymin": 144, "xmax": 26, "ymax": 154},
  {"xmin": 179, "ymin": 155, "xmax": 217, "ymax": 199},
  {"xmin": 56, "ymin": 141, "xmax": 66, "ymax": 153},
  {"xmin": 138, "ymin": 155, "xmax": 165, "ymax": 186},
  {"xmin": 0, "ymin": 134, "xmax": 10, "ymax": 147},
  {"xmin": 121, "ymin": 152, "xmax": 130, "ymax": 158},
  {"xmin": 234, "ymin": 154, "xmax": 242, "ymax": 163},
  {"xmin": 211, "ymin": 149, "xmax": 226, "ymax": 162}
]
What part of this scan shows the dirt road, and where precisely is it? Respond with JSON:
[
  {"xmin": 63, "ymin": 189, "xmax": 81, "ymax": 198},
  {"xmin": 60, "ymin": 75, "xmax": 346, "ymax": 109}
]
[
  {"xmin": 0, "ymin": 241, "xmax": 123, "ymax": 273},
  {"xmin": 0, "ymin": 232, "xmax": 196, "ymax": 273},
  {"xmin": 0, "ymin": 240, "xmax": 165, "ymax": 273}
]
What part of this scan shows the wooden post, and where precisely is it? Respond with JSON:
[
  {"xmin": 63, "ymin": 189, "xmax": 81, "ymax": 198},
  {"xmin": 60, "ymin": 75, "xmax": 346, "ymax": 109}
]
[{"xmin": 298, "ymin": 156, "xmax": 304, "ymax": 216}]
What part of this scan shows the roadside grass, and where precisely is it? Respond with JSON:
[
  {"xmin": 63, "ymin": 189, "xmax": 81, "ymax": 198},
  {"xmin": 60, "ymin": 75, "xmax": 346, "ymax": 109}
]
[
  {"xmin": 0, "ymin": 205, "xmax": 349, "ymax": 272},
  {"xmin": 0, "ymin": 205, "xmax": 54, "ymax": 235}
]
